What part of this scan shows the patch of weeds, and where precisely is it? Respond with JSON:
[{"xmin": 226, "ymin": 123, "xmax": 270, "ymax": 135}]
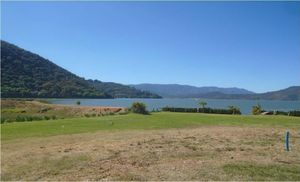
[
  {"xmin": 1, "ymin": 155, "xmax": 90, "ymax": 180},
  {"xmin": 223, "ymin": 162, "xmax": 300, "ymax": 181}
]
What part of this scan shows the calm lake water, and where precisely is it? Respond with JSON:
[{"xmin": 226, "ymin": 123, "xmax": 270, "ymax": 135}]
[{"xmin": 49, "ymin": 98, "xmax": 300, "ymax": 115}]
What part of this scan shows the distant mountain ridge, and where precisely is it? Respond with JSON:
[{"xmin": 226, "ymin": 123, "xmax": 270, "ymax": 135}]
[
  {"xmin": 0, "ymin": 40, "xmax": 161, "ymax": 98},
  {"xmin": 131, "ymin": 84, "xmax": 254, "ymax": 98},
  {"xmin": 131, "ymin": 84, "xmax": 300, "ymax": 101}
]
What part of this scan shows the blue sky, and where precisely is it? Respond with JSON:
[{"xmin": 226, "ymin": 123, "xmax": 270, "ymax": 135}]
[{"xmin": 2, "ymin": 1, "xmax": 300, "ymax": 93}]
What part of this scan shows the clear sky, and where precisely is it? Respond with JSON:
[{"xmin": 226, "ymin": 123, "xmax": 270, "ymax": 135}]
[{"xmin": 2, "ymin": 1, "xmax": 300, "ymax": 93}]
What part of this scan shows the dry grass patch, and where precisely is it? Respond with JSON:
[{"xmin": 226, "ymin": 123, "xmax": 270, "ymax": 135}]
[
  {"xmin": 1, "ymin": 99, "xmax": 125, "ymax": 123},
  {"xmin": 2, "ymin": 126, "xmax": 300, "ymax": 181}
]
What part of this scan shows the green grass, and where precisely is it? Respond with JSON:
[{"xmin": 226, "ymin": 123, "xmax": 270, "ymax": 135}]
[
  {"xmin": 1, "ymin": 154, "xmax": 90, "ymax": 181},
  {"xmin": 223, "ymin": 162, "xmax": 300, "ymax": 181},
  {"xmin": 2, "ymin": 112, "xmax": 300, "ymax": 141}
]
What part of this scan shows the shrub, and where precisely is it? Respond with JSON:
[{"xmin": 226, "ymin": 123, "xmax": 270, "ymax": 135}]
[
  {"xmin": 131, "ymin": 102, "xmax": 148, "ymax": 114},
  {"xmin": 32, "ymin": 116, "xmax": 43, "ymax": 121},
  {"xmin": 162, "ymin": 106, "xmax": 241, "ymax": 115},
  {"xmin": 76, "ymin": 101, "xmax": 81, "ymax": 105},
  {"xmin": 26, "ymin": 116, "xmax": 33, "ymax": 121},
  {"xmin": 289, "ymin": 110, "xmax": 300, "ymax": 117},
  {"xmin": 1, "ymin": 117, "xmax": 7, "ymax": 124},
  {"xmin": 16, "ymin": 115, "xmax": 26, "ymax": 122},
  {"xmin": 252, "ymin": 104, "xmax": 262, "ymax": 115},
  {"xmin": 274, "ymin": 111, "xmax": 288, "ymax": 116},
  {"xmin": 228, "ymin": 106, "xmax": 241, "ymax": 115},
  {"xmin": 199, "ymin": 101, "xmax": 208, "ymax": 108}
]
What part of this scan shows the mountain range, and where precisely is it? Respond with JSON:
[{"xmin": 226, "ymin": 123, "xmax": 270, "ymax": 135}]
[
  {"xmin": 131, "ymin": 84, "xmax": 300, "ymax": 100},
  {"xmin": 131, "ymin": 84, "xmax": 254, "ymax": 97}
]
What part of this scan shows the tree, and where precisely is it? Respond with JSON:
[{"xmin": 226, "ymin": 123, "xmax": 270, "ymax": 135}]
[
  {"xmin": 199, "ymin": 101, "xmax": 207, "ymax": 109},
  {"xmin": 131, "ymin": 102, "xmax": 148, "ymax": 114},
  {"xmin": 228, "ymin": 105, "xmax": 241, "ymax": 115},
  {"xmin": 252, "ymin": 103, "xmax": 262, "ymax": 115}
]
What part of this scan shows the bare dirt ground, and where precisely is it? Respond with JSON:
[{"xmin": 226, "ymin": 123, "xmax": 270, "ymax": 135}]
[{"xmin": 2, "ymin": 126, "xmax": 300, "ymax": 181}]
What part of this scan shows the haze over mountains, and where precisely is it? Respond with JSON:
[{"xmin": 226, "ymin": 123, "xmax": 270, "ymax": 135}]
[
  {"xmin": 1, "ymin": 40, "xmax": 299, "ymax": 100},
  {"xmin": 132, "ymin": 84, "xmax": 300, "ymax": 100},
  {"xmin": 131, "ymin": 84, "xmax": 254, "ymax": 98}
]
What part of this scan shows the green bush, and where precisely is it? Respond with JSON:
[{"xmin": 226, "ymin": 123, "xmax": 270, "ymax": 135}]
[
  {"xmin": 271, "ymin": 110, "xmax": 300, "ymax": 117},
  {"xmin": 26, "ymin": 116, "xmax": 33, "ymax": 121},
  {"xmin": 228, "ymin": 106, "xmax": 241, "ymax": 115},
  {"xmin": 32, "ymin": 116, "xmax": 43, "ymax": 121},
  {"xmin": 162, "ymin": 107, "xmax": 241, "ymax": 115},
  {"xmin": 1, "ymin": 117, "xmax": 7, "ymax": 124},
  {"xmin": 131, "ymin": 102, "xmax": 148, "ymax": 114},
  {"xmin": 289, "ymin": 110, "xmax": 300, "ymax": 117},
  {"xmin": 252, "ymin": 104, "xmax": 262, "ymax": 115},
  {"xmin": 16, "ymin": 115, "xmax": 26, "ymax": 122}
]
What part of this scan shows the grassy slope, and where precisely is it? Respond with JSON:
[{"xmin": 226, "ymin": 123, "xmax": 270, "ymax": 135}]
[
  {"xmin": 2, "ymin": 112, "xmax": 300, "ymax": 141},
  {"xmin": 1, "ymin": 99, "xmax": 124, "ymax": 122},
  {"xmin": 2, "ymin": 112, "xmax": 300, "ymax": 181}
]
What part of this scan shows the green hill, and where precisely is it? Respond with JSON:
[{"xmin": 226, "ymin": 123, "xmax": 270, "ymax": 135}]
[
  {"xmin": 0, "ymin": 41, "xmax": 161, "ymax": 98},
  {"xmin": 88, "ymin": 80, "xmax": 161, "ymax": 98}
]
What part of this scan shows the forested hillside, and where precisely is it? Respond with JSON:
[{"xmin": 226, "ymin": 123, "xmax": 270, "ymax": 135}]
[
  {"xmin": 88, "ymin": 80, "xmax": 161, "ymax": 98},
  {"xmin": 0, "ymin": 41, "xmax": 161, "ymax": 98}
]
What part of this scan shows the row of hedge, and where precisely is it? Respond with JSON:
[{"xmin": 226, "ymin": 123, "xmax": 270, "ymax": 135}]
[
  {"xmin": 1, "ymin": 115, "xmax": 58, "ymax": 123},
  {"xmin": 162, "ymin": 107, "xmax": 241, "ymax": 115},
  {"xmin": 264, "ymin": 110, "xmax": 300, "ymax": 117}
]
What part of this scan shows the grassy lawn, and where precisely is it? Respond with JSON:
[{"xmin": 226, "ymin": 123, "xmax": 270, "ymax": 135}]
[
  {"xmin": 2, "ymin": 112, "xmax": 300, "ymax": 181},
  {"xmin": 2, "ymin": 112, "xmax": 300, "ymax": 141}
]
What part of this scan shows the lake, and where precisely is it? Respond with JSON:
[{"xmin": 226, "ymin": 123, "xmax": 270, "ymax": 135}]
[{"xmin": 49, "ymin": 98, "xmax": 300, "ymax": 115}]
